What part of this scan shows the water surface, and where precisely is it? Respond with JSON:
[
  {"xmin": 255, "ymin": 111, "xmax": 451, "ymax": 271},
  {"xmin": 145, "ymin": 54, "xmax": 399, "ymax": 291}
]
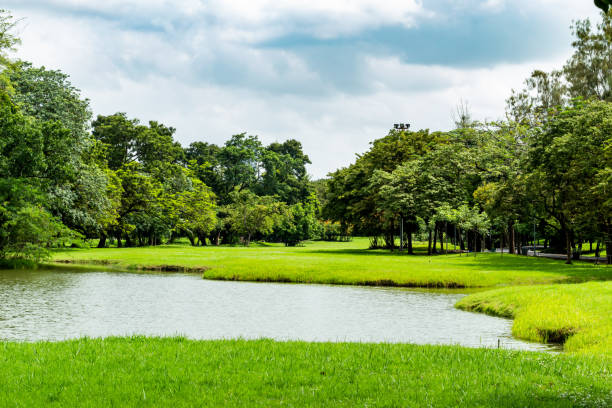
[{"xmin": 0, "ymin": 269, "xmax": 554, "ymax": 351}]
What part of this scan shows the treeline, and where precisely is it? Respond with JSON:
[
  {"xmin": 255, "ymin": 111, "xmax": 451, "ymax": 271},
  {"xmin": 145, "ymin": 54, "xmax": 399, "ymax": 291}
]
[
  {"xmin": 1, "ymin": 9, "xmax": 611, "ymax": 265},
  {"xmin": 322, "ymin": 13, "xmax": 612, "ymax": 264},
  {"xmin": 0, "ymin": 10, "xmax": 348, "ymax": 264}
]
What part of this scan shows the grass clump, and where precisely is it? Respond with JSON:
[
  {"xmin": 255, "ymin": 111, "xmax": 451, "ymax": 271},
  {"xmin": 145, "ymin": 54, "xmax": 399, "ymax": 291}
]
[
  {"xmin": 51, "ymin": 238, "xmax": 611, "ymax": 288},
  {"xmin": 456, "ymin": 281, "xmax": 612, "ymax": 355},
  {"xmin": 0, "ymin": 337, "xmax": 610, "ymax": 407}
]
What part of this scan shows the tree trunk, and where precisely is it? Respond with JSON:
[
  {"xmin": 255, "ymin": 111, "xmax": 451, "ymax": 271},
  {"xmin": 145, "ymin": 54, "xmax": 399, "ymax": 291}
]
[
  {"xmin": 199, "ymin": 235, "xmax": 207, "ymax": 246},
  {"xmin": 572, "ymin": 239, "xmax": 580, "ymax": 261},
  {"xmin": 97, "ymin": 234, "xmax": 107, "ymax": 248},
  {"xmin": 116, "ymin": 234, "xmax": 123, "ymax": 248},
  {"xmin": 606, "ymin": 240, "xmax": 612, "ymax": 265},
  {"xmin": 439, "ymin": 225, "xmax": 445, "ymax": 254},
  {"xmin": 187, "ymin": 233, "xmax": 195, "ymax": 246},
  {"xmin": 565, "ymin": 229, "xmax": 572, "ymax": 265},
  {"xmin": 509, "ymin": 222, "xmax": 515, "ymax": 255},
  {"xmin": 384, "ymin": 230, "xmax": 395, "ymax": 251},
  {"xmin": 432, "ymin": 225, "xmax": 438, "ymax": 254},
  {"xmin": 427, "ymin": 229, "xmax": 432, "ymax": 255}
]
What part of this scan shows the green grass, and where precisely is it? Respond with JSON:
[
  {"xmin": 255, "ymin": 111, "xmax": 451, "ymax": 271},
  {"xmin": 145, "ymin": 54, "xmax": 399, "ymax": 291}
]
[
  {"xmin": 457, "ymin": 281, "xmax": 612, "ymax": 355},
  {"xmin": 52, "ymin": 238, "xmax": 611, "ymax": 289},
  {"xmin": 0, "ymin": 337, "xmax": 610, "ymax": 407},
  {"xmin": 577, "ymin": 242, "xmax": 607, "ymax": 257}
]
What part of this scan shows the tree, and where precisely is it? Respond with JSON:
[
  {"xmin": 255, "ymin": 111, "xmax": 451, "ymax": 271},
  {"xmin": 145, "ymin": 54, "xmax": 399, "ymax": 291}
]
[
  {"xmin": 8, "ymin": 62, "xmax": 92, "ymax": 143},
  {"xmin": 0, "ymin": 88, "xmax": 81, "ymax": 260},
  {"xmin": 175, "ymin": 179, "xmax": 217, "ymax": 246},
  {"xmin": 134, "ymin": 121, "xmax": 184, "ymax": 175},
  {"xmin": 216, "ymin": 133, "xmax": 263, "ymax": 200},
  {"xmin": 112, "ymin": 162, "xmax": 162, "ymax": 247},
  {"xmin": 0, "ymin": 204, "xmax": 72, "ymax": 263},
  {"xmin": 273, "ymin": 195, "xmax": 320, "ymax": 246},
  {"xmin": 506, "ymin": 70, "xmax": 567, "ymax": 125},
  {"xmin": 526, "ymin": 99, "xmax": 612, "ymax": 263},
  {"xmin": 564, "ymin": 15, "xmax": 612, "ymax": 101},
  {"xmin": 509, "ymin": 12, "xmax": 612, "ymax": 125},
  {"xmin": 258, "ymin": 139, "xmax": 312, "ymax": 204},
  {"xmin": 595, "ymin": 0, "xmax": 612, "ymax": 13},
  {"xmin": 0, "ymin": 9, "xmax": 19, "ymax": 69},
  {"xmin": 323, "ymin": 129, "xmax": 446, "ymax": 246},
  {"xmin": 184, "ymin": 141, "xmax": 224, "ymax": 196},
  {"xmin": 92, "ymin": 113, "xmax": 141, "ymax": 171},
  {"xmin": 227, "ymin": 190, "xmax": 283, "ymax": 246}
]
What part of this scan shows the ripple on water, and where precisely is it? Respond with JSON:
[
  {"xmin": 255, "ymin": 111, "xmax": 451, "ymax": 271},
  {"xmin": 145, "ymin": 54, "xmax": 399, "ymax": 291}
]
[{"xmin": 0, "ymin": 269, "xmax": 557, "ymax": 351}]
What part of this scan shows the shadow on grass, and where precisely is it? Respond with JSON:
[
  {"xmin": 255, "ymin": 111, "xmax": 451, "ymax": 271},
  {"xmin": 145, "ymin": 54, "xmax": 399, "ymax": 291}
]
[
  {"xmin": 303, "ymin": 248, "xmax": 612, "ymax": 281},
  {"xmin": 302, "ymin": 248, "xmax": 435, "ymax": 257}
]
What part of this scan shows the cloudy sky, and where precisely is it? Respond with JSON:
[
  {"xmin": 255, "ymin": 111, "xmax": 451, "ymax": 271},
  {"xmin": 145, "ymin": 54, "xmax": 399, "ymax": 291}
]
[{"xmin": 6, "ymin": 0, "xmax": 601, "ymax": 178}]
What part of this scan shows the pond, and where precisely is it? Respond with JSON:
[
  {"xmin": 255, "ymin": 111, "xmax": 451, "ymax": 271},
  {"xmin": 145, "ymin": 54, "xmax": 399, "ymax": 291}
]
[{"xmin": 0, "ymin": 269, "xmax": 555, "ymax": 351}]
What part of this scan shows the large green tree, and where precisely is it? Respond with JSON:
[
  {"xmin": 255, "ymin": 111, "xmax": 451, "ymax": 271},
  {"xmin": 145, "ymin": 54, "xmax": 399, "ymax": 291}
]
[{"xmin": 526, "ymin": 99, "xmax": 612, "ymax": 263}]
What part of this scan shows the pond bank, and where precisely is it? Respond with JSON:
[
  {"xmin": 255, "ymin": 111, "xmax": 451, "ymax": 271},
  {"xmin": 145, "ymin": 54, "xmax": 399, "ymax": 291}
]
[
  {"xmin": 48, "ymin": 240, "xmax": 612, "ymax": 354},
  {"xmin": 50, "ymin": 239, "xmax": 612, "ymax": 288},
  {"xmin": 457, "ymin": 281, "xmax": 612, "ymax": 355}
]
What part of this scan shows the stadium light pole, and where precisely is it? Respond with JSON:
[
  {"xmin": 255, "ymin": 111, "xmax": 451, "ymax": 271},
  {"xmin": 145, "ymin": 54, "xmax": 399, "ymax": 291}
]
[{"xmin": 393, "ymin": 123, "xmax": 410, "ymax": 251}]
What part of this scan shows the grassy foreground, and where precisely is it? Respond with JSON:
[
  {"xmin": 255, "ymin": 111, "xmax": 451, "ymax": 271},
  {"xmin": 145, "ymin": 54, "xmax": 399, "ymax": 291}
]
[
  {"xmin": 52, "ymin": 239, "xmax": 611, "ymax": 288},
  {"xmin": 1, "ymin": 337, "xmax": 610, "ymax": 407},
  {"xmin": 457, "ymin": 281, "xmax": 612, "ymax": 355}
]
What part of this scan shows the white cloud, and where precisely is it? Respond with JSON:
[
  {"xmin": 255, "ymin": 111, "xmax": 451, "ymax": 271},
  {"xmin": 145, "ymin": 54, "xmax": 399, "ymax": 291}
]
[{"xmin": 6, "ymin": 0, "xmax": 604, "ymax": 178}]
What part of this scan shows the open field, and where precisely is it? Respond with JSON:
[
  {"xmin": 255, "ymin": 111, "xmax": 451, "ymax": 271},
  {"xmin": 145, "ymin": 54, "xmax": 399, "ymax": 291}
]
[
  {"xmin": 52, "ymin": 238, "xmax": 611, "ymax": 288},
  {"xmin": 0, "ymin": 337, "xmax": 610, "ymax": 407},
  {"xmin": 457, "ymin": 281, "xmax": 612, "ymax": 355}
]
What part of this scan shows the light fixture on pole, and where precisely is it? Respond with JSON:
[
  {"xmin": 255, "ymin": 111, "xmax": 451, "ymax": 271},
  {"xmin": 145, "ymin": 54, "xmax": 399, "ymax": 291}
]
[{"xmin": 392, "ymin": 122, "xmax": 410, "ymax": 251}]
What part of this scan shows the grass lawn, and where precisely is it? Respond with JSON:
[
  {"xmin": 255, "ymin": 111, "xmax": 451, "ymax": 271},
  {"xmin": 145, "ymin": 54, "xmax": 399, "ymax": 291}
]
[
  {"xmin": 1, "ymin": 337, "xmax": 610, "ymax": 407},
  {"xmin": 457, "ymin": 281, "xmax": 612, "ymax": 355},
  {"xmin": 52, "ymin": 238, "xmax": 611, "ymax": 289}
]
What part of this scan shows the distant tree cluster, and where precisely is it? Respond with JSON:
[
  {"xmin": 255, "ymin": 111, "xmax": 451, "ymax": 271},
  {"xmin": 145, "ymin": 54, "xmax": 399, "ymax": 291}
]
[
  {"xmin": 323, "ymin": 12, "xmax": 612, "ymax": 264},
  {"xmin": 1, "ymin": 8, "xmax": 611, "ymax": 265},
  {"xmin": 0, "ymin": 10, "xmax": 345, "ymax": 264}
]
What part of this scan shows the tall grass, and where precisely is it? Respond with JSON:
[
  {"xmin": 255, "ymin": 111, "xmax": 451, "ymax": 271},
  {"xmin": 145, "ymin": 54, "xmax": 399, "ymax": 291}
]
[
  {"xmin": 0, "ymin": 337, "xmax": 609, "ymax": 407},
  {"xmin": 457, "ymin": 281, "xmax": 612, "ymax": 355}
]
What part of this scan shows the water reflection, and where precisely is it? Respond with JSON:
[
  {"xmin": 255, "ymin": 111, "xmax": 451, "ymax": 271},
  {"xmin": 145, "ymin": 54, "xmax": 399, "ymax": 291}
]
[{"xmin": 0, "ymin": 269, "xmax": 555, "ymax": 351}]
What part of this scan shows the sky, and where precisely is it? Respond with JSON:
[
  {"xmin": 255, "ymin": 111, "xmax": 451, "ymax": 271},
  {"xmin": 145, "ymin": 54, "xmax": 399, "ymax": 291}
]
[{"xmin": 6, "ymin": 0, "xmax": 601, "ymax": 178}]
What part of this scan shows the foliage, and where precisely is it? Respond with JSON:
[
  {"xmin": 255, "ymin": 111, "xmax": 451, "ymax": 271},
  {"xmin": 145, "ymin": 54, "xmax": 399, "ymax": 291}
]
[
  {"xmin": 175, "ymin": 178, "xmax": 217, "ymax": 246},
  {"xmin": 526, "ymin": 99, "xmax": 612, "ymax": 262},
  {"xmin": 8, "ymin": 61, "xmax": 92, "ymax": 142},
  {"xmin": 273, "ymin": 196, "xmax": 320, "ymax": 246},
  {"xmin": 0, "ymin": 9, "xmax": 20, "ymax": 69},
  {"xmin": 226, "ymin": 190, "xmax": 284, "ymax": 246},
  {"xmin": 0, "ymin": 204, "xmax": 72, "ymax": 262}
]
